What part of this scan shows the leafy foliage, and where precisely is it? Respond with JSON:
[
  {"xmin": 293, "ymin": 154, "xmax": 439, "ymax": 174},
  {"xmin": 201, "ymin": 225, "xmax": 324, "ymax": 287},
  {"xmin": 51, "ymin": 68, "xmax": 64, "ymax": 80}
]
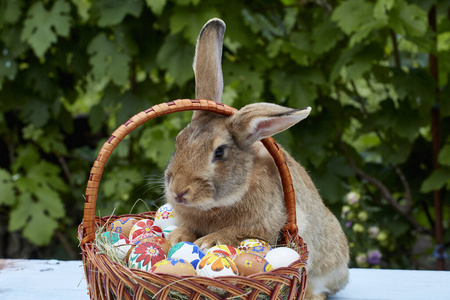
[{"xmin": 0, "ymin": 0, "xmax": 449, "ymax": 268}]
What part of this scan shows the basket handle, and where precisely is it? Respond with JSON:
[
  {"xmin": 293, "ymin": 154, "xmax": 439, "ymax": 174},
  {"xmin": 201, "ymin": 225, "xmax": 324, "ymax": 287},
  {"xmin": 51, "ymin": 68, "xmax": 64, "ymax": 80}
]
[{"xmin": 80, "ymin": 99, "xmax": 298, "ymax": 246}]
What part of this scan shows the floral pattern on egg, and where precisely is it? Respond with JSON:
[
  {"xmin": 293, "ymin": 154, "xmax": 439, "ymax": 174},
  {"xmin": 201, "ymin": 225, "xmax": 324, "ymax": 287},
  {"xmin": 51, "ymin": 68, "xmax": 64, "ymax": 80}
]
[
  {"xmin": 128, "ymin": 242, "xmax": 166, "ymax": 271},
  {"xmin": 154, "ymin": 203, "xmax": 177, "ymax": 228},
  {"xmin": 197, "ymin": 253, "xmax": 238, "ymax": 277},
  {"xmin": 129, "ymin": 219, "xmax": 163, "ymax": 242}
]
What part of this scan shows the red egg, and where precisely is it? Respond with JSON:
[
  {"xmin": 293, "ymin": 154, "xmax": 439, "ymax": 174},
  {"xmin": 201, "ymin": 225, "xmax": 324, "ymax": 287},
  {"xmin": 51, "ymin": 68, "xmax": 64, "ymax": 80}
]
[{"xmin": 129, "ymin": 219, "xmax": 163, "ymax": 242}]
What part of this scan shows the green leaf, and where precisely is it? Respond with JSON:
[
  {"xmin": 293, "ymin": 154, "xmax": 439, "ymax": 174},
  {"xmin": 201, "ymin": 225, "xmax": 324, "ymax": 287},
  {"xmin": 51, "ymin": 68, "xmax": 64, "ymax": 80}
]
[
  {"xmin": 156, "ymin": 33, "xmax": 195, "ymax": 86},
  {"xmin": 169, "ymin": 6, "xmax": 220, "ymax": 44},
  {"xmin": 145, "ymin": 0, "xmax": 166, "ymax": 15},
  {"xmin": 223, "ymin": 60, "xmax": 264, "ymax": 104},
  {"xmin": 0, "ymin": 0, "xmax": 22, "ymax": 28},
  {"xmin": 438, "ymin": 32, "xmax": 450, "ymax": 52},
  {"xmin": 92, "ymin": 0, "xmax": 143, "ymax": 27},
  {"xmin": 242, "ymin": 9, "xmax": 284, "ymax": 41},
  {"xmin": 102, "ymin": 167, "xmax": 141, "ymax": 199},
  {"xmin": 271, "ymin": 68, "xmax": 325, "ymax": 109},
  {"xmin": 139, "ymin": 125, "xmax": 175, "ymax": 170},
  {"xmin": 21, "ymin": 99, "xmax": 50, "ymax": 128},
  {"xmin": 330, "ymin": 43, "xmax": 383, "ymax": 82},
  {"xmin": 9, "ymin": 159, "xmax": 67, "ymax": 246},
  {"xmin": 175, "ymin": 0, "xmax": 201, "ymax": 5},
  {"xmin": 388, "ymin": 0, "xmax": 428, "ymax": 37},
  {"xmin": 438, "ymin": 145, "xmax": 450, "ymax": 166},
  {"xmin": 22, "ymin": 205, "xmax": 59, "ymax": 246},
  {"xmin": 21, "ymin": 0, "xmax": 71, "ymax": 58},
  {"xmin": 87, "ymin": 33, "xmax": 131, "ymax": 86},
  {"xmin": 0, "ymin": 168, "xmax": 15, "ymax": 206},
  {"xmin": 421, "ymin": 168, "xmax": 450, "ymax": 193},
  {"xmin": 373, "ymin": 0, "xmax": 395, "ymax": 21},
  {"xmin": 332, "ymin": 0, "xmax": 374, "ymax": 35},
  {"xmin": 9, "ymin": 192, "xmax": 33, "ymax": 231},
  {"xmin": 312, "ymin": 19, "xmax": 345, "ymax": 55},
  {"xmin": 71, "ymin": 0, "xmax": 91, "ymax": 22},
  {"xmin": 272, "ymin": 73, "xmax": 316, "ymax": 108}
]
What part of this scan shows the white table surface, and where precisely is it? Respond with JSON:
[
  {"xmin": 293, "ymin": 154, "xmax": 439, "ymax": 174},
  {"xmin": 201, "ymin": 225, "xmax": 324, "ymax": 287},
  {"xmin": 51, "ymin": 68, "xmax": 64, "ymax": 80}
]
[{"xmin": 0, "ymin": 259, "xmax": 449, "ymax": 299}]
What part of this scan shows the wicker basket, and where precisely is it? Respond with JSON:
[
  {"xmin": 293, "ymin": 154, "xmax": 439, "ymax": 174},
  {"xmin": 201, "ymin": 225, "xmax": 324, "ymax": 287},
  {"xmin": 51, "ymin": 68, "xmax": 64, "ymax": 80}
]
[{"xmin": 78, "ymin": 99, "xmax": 308, "ymax": 300}]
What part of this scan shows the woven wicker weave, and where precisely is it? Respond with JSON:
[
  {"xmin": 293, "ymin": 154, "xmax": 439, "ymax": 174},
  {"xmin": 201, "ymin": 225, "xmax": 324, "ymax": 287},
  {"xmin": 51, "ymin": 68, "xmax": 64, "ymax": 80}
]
[{"xmin": 78, "ymin": 99, "xmax": 308, "ymax": 300}]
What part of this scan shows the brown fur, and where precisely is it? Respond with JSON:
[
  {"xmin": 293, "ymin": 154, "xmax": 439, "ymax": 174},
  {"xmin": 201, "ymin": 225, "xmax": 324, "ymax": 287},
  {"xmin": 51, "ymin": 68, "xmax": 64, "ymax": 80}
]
[{"xmin": 164, "ymin": 18, "xmax": 349, "ymax": 299}]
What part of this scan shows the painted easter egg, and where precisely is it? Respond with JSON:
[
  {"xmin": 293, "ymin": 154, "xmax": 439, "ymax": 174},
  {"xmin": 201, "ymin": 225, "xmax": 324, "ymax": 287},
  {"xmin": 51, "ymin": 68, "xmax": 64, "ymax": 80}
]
[
  {"xmin": 206, "ymin": 245, "xmax": 240, "ymax": 259},
  {"xmin": 108, "ymin": 217, "xmax": 137, "ymax": 237},
  {"xmin": 162, "ymin": 225, "xmax": 178, "ymax": 239},
  {"xmin": 150, "ymin": 258, "xmax": 196, "ymax": 275},
  {"xmin": 100, "ymin": 231, "xmax": 132, "ymax": 260},
  {"xmin": 128, "ymin": 242, "xmax": 166, "ymax": 271},
  {"xmin": 129, "ymin": 219, "xmax": 163, "ymax": 242},
  {"xmin": 238, "ymin": 239, "xmax": 270, "ymax": 251},
  {"xmin": 154, "ymin": 203, "xmax": 177, "ymax": 228},
  {"xmin": 234, "ymin": 253, "xmax": 273, "ymax": 276},
  {"xmin": 244, "ymin": 245, "xmax": 272, "ymax": 258},
  {"xmin": 196, "ymin": 253, "xmax": 238, "ymax": 277},
  {"xmin": 136, "ymin": 236, "xmax": 172, "ymax": 255},
  {"xmin": 168, "ymin": 242, "xmax": 205, "ymax": 269},
  {"xmin": 264, "ymin": 247, "xmax": 300, "ymax": 269}
]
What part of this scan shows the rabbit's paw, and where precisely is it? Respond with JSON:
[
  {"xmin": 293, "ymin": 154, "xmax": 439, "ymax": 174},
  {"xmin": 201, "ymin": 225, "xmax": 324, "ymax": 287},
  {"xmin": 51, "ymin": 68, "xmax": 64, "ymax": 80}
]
[
  {"xmin": 194, "ymin": 233, "xmax": 240, "ymax": 251},
  {"xmin": 167, "ymin": 226, "xmax": 196, "ymax": 245},
  {"xmin": 194, "ymin": 235, "xmax": 220, "ymax": 251}
]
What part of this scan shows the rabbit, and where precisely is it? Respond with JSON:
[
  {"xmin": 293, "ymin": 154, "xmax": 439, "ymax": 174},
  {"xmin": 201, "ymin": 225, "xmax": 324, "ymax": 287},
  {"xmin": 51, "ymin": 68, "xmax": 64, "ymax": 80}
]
[{"xmin": 164, "ymin": 18, "xmax": 349, "ymax": 299}]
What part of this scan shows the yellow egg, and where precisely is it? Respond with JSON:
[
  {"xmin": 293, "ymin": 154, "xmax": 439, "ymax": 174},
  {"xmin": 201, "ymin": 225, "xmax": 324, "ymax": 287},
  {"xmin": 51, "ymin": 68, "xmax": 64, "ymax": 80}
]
[
  {"xmin": 238, "ymin": 239, "xmax": 269, "ymax": 251},
  {"xmin": 150, "ymin": 258, "xmax": 196, "ymax": 275}
]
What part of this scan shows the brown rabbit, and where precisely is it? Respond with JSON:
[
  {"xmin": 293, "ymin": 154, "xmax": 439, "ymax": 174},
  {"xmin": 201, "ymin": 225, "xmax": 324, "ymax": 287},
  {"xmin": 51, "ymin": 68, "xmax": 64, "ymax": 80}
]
[{"xmin": 164, "ymin": 18, "xmax": 349, "ymax": 299}]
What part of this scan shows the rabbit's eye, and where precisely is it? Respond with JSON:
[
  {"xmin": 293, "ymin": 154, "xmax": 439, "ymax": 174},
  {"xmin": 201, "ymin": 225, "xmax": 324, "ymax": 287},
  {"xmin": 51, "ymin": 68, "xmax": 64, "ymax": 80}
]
[{"xmin": 213, "ymin": 145, "xmax": 226, "ymax": 162}]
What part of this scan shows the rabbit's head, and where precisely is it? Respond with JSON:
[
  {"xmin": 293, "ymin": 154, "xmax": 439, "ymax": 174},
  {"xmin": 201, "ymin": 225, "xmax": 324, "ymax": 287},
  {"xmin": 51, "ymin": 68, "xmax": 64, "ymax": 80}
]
[{"xmin": 164, "ymin": 19, "xmax": 311, "ymax": 211}]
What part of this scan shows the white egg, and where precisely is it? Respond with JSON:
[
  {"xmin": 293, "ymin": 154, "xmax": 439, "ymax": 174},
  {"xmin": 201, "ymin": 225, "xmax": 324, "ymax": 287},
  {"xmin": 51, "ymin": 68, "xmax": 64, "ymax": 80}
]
[
  {"xmin": 168, "ymin": 242, "xmax": 205, "ymax": 269},
  {"xmin": 196, "ymin": 253, "xmax": 238, "ymax": 277},
  {"xmin": 154, "ymin": 203, "xmax": 177, "ymax": 228},
  {"xmin": 264, "ymin": 247, "xmax": 300, "ymax": 269}
]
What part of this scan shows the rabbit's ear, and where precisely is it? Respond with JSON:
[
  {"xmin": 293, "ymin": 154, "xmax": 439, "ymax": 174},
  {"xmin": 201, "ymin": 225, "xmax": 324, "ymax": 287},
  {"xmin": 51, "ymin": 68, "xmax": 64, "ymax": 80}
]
[
  {"xmin": 229, "ymin": 103, "xmax": 311, "ymax": 148},
  {"xmin": 192, "ymin": 18, "xmax": 225, "ymax": 121}
]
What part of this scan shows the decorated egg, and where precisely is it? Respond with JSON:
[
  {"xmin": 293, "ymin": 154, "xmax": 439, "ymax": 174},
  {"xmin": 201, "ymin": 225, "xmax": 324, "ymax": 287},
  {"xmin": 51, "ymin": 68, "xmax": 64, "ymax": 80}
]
[
  {"xmin": 154, "ymin": 203, "xmax": 177, "ymax": 228},
  {"xmin": 264, "ymin": 247, "xmax": 300, "ymax": 269},
  {"xmin": 234, "ymin": 253, "xmax": 273, "ymax": 276},
  {"xmin": 150, "ymin": 258, "xmax": 196, "ymax": 275},
  {"xmin": 196, "ymin": 253, "xmax": 238, "ymax": 277},
  {"xmin": 128, "ymin": 242, "xmax": 166, "ymax": 271},
  {"xmin": 245, "ymin": 245, "xmax": 272, "ymax": 258},
  {"xmin": 108, "ymin": 217, "xmax": 137, "ymax": 237},
  {"xmin": 136, "ymin": 236, "xmax": 172, "ymax": 255},
  {"xmin": 206, "ymin": 245, "xmax": 240, "ymax": 259},
  {"xmin": 129, "ymin": 219, "xmax": 163, "ymax": 242},
  {"xmin": 168, "ymin": 242, "xmax": 205, "ymax": 269},
  {"xmin": 100, "ymin": 231, "xmax": 132, "ymax": 260},
  {"xmin": 162, "ymin": 225, "xmax": 178, "ymax": 239},
  {"xmin": 238, "ymin": 239, "xmax": 270, "ymax": 251}
]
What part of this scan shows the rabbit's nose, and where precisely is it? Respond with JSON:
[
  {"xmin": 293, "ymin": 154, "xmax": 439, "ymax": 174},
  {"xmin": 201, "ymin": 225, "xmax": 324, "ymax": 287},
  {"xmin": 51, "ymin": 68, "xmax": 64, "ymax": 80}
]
[{"xmin": 174, "ymin": 189, "xmax": 189, "ymax": 204}]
